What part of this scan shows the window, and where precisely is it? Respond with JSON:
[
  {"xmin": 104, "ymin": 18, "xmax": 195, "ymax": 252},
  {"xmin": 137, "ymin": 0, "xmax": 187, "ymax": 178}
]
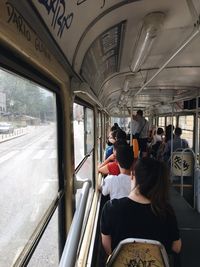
[
  {"xmin": 158, "ymin": 117, "xmax": 165, "ymax": 127},
  {"xmin": 0, "ymin": 68, "xmax": 58, "ymax": 266},
  {"xmin": 178, "ymin": 115, "xmax": 194, "ymax": 148},
  {"xmin": 111, "ymin": 117, "xmax": 130, "ymax": 132},
  {"xmin": 73, "ymin": 103, "xmax": 94, "ymax": 207},
  {"xmin": 166, "ymin": 116, "xmax": 177, "ymax": 127},
  {"xmin": 85, "ymin": 108, "xmax": 94, "ymax": 153},
  {"xmin": 98, "ymin": 111, "xmax": 102, "ymax": 163},
  {"xmin": 102, "ymin": 113, "xmax": 106, "ymax": 148},
  {"xmin": 28, "ymin": 209, "xmax": 59, "ymax": 267},
  {"xmin": 73, "ymin": 103, "xmax": 94, "ymax": 180},
  {"xmin": 152, "ymin": 117, "xmax": 156, "ymax": 126},
  {"xmin": 73, "ymin": 103, "xmax": 84, "ymax": 167}
]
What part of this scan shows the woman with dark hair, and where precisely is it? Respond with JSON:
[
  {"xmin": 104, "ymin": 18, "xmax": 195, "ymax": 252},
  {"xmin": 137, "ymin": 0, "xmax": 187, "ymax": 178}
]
[
  {"xmin": 100, "ymin": 158, "xmax": 181, "ymax": 256},
  {"xmin": 105, "ymin": 130, "xmax": 117, "ymax": 159},
  {"xmin": 111, "ymin": 123, "xmax": 120, "ymax": 131},
  {"xmin": 105, "ymin": 129, "xmax": 127, "ymax": 159},
  {"xmin": 98, "ymin": 139, "xmax": 128, "ymax": 176}
]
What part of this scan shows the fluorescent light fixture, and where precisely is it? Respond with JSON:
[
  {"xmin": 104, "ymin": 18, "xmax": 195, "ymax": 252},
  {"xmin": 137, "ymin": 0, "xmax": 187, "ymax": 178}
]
[{"xmin": 130, "ymin": 12, "xmax": 165, "ymax": 73}]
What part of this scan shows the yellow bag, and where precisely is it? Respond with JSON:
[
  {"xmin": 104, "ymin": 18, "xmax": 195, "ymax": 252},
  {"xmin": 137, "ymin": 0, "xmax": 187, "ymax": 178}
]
[{"xmin": 132, "ymin": 138, "xmax": 139, "ymax": 159}]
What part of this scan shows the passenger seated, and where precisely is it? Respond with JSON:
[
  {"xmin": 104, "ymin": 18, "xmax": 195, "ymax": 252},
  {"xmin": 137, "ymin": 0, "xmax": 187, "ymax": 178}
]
[
  {"xmin": 163, "ymin": 127, "xmax": 189, "ymax": 161},
  {"xmin": 98, "ymin": 140, "xmax": 127, "ymax": 176},
  {"xmin": 99, "ymin": 144, "xmax": 134, "ymax": 200},
  {"xmin": 100, "ymin": 158, "xmax": 181, "ymax": 256},
  {"xmin": 150, "ymin": 127, "xmax": 164, "ymax": 159}
]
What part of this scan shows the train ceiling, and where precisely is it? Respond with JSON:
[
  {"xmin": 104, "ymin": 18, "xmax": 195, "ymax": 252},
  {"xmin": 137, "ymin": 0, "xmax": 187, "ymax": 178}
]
[{"xmin": 24, "ymin": 0, "xmax": 200, "ymax": 115}]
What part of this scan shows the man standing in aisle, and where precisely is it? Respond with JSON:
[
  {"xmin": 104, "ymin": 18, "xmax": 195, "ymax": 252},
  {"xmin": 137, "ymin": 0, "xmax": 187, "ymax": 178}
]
[{"xmin": 132, "ymin": 109, "xmax": 149, "ymax": 158}]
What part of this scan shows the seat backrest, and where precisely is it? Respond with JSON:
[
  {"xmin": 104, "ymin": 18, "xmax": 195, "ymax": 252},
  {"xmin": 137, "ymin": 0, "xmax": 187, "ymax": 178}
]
[{"xmin": 106, "ymin": 238, "xmax": 169, "ymax": 267}]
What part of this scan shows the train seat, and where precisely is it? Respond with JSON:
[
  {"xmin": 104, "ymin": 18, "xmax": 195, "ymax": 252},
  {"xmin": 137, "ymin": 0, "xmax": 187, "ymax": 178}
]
[{"xmin": 106, "ymin": 238, "xmax": 170, "ymax": 267}]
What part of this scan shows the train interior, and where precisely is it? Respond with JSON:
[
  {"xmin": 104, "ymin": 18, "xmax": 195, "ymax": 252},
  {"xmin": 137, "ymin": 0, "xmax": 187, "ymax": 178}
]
[{"xmin": 1, "ymin": 0, "xmax": 200, "ymax": 266}]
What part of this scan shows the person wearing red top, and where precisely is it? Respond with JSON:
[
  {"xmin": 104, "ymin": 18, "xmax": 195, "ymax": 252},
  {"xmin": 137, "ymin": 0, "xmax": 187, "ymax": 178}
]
[
  {"xmin": 107, "ymin": 161, "xmax": 120, "ymax": 175},
  {"xmin": 98, "ymin": 139, "xmax": 128, "ymax": 176}
]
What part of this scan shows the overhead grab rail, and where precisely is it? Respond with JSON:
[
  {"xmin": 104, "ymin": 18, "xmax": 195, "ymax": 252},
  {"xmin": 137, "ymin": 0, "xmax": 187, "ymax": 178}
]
[
  {"xmin": 133, "ymin": 21, "xmax": 200, "ymax": 97},
  {"xmin": 59, "ymin": 181, "xmax": 91, "ymax": 267}
]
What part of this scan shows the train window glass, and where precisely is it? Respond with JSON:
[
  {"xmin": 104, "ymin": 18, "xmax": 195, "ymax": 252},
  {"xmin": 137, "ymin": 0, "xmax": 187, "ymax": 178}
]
[
  {"xmin": 152, "ymin": 117, "xmax": 156, "ymax": 126},
  {"xmin": 85, "ymin": 108, "xmax": 94, "ymax": 153},
  {"xmin": 73, "ymin": 103, "xmax": 84, "ymax": 167},
  {"xmin": 0, "ymin": 68, "xmax": 58, "ymax": 266},
  {"xmin": 102, "ymin": 113, "xmax": 106, "ymax": 148},
  {"xmin": 199, "ymin": 117, "xmax": 200, "ymax": 153},
  {"xmin": 98, "ymin": 112, "xmax": 102, "ymax": 163},
  {"xmin": 178, "ymin": 115, "xmax": 194, "ymax": 147},
  {"xmin": 76, "ymin": 151, "xmax": 93, "ymax": 181},
  {"xmin": 27, "ymin": 209, "xmax": 59, "ymax": 267},
  {"xmin": 179, "ymin": 115, "xmax": 194, "ymax": 130},
  {"xmin": 105, "ymin": 115, "xmax": 110, "ymax": 146},
  {"xmin": 158, "ymin": 117, "xmax": 165, "ymax": 127},
  {"xmin": 111, "ymin": 117, "xmax": 130, "ymax": 132},
  {"xmin": 166, "ymin": 116, "xmax": 177, "ymax": 127}
]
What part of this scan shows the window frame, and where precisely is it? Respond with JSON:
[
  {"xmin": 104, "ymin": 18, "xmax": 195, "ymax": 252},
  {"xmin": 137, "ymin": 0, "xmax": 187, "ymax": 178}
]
[
  {"xmin": 0, "ymin": 43, "xmax": 66, "ymax": 265},
  {"xmin": 73, "ymin": 98, "xmax": 95, "ymax": 186}
]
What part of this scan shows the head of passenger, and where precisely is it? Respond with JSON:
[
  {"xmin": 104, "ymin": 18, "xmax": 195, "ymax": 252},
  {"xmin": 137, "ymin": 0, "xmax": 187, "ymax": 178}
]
[
  {"xmin": 174, "ymin": 127, "xmax": 182, "ymax": 137},
  {"xmin": 134, "ymin": 158, "xmax": 170, "ymax": 216},
  {"xmin": 112, "ymin": 140, "xmax": 128, "ymax": 160},
  {"xmin": 107, "ymin": 130, "xmax": 117, "ymax": 145},
  {"xmin": 111, "ymin": 123, "xmax": 120, "ymax": 131},
  {"xmin": 136, "ymin": 109, "xmax": 143, "ymax": 118},
  {"xmin": 157, "ymin": 127, "xmax": 164, "ymax": 136},
  {"xmin": 116, "ymin": 145, "xmax": 134, "ymax": 171},
  {"xmin": 116, "ymin": 129, "xmax": 127, "ymax": 141}
]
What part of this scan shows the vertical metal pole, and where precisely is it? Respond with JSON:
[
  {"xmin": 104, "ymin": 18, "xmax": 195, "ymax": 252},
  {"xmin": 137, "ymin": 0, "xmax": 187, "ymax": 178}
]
[
  {"xmin": 124, "ymin": 105, "xmax": 126, "ymax": 130},
  {"xmin": 195, "ymin": 96, "xmax": 199, "ymax": 164},
  {"xmin": 130, "ymin": 99, "xmax": 133, "ymax": 145},
  {"xmin": 181, "ymin": 150, "xmax": 184, "ymax": 196},
  {"xmin": 171, "ymin": 104, "xmax": 174, "ymax": 174},
  {"xmin": 194, "ymin": 96, "xmax": 199, "ymax": 208}
]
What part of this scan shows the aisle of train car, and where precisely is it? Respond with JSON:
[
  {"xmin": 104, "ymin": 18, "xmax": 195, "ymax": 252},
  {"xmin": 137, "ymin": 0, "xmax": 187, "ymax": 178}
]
[
  {"xmin": 88, "ymin": 177, "xmax": 200, "ymax": 267},
  {"xmin": 170, "ymin": 186, "xmax": 200, "ymax": 267}
]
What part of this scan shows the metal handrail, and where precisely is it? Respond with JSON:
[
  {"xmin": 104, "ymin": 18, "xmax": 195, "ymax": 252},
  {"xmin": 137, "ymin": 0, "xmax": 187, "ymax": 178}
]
[
  {"xmin": 75, "ymin": 149, "xmax": 93, "ymax": 174},
  {"xmin": 59, "ymin": 181, "xmax": 91, "ymax": 267}
]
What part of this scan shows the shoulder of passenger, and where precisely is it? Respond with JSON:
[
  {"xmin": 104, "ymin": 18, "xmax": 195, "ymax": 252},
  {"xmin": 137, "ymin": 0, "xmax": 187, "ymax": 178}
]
[
  {"xmin": 105, "ymin": 174, "xmax": 117, "ymax": 181},
  {"xmin": 110, "ymin": 197, "xmax": 128, "ymax": 207}
]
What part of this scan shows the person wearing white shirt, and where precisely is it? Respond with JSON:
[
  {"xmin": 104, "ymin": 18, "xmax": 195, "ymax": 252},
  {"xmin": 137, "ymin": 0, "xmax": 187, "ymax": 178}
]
[
  {"xmin": 100, "ymin": 144, "xmax": 134, "ymax": 200},
  {"xmin": 132, "ymin": 110, "xmax": 149, "ymax": 158},
  {"xmin": 152, "ymin": 127, "xmax": 164, "ymax": 145}
]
